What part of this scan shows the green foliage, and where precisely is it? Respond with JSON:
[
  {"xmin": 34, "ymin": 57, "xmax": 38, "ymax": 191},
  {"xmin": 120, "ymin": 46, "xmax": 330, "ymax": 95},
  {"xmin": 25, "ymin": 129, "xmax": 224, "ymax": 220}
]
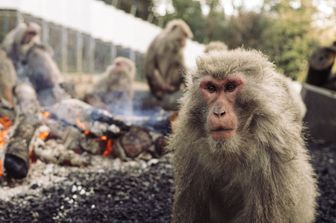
[
  {"xmin": 260, "ymin": 0, "xmax": 319, "ymax": 80},
  {"xmin": 157, "ymin": 0, "xmax": 319, "ymax": 81},
  {"xmin": 222, "ymin": 11, "xmax": 271, "ymax": 50},
  {"xmin": 160, "ymin": 0, "xmax": 207, "ymax": 42},
  {"xmin": 102, "ymin": 0, "xmax": 322, "ymax": 81}
]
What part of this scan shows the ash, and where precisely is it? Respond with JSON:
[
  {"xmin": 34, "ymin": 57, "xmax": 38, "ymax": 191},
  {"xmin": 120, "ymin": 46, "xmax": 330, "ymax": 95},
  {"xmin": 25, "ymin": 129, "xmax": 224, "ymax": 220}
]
[
  {"xmin": 0, "ymin": 155, "xmax": 173, "ymax": 223},
  {"xmin": 0, "ymin": 143, "xmax": 335, "ymax": 223}
]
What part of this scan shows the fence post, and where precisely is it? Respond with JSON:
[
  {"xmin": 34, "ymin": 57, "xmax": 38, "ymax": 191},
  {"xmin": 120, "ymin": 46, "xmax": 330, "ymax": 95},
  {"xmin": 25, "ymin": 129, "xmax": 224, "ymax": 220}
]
[
  {"xmin": 61, "ymin": 26, "xmax": 68, "ymax": 73},
  {"xmin": 129, "ymin": 49, "xmax": 136, "ymax": 62},
  {"xmin": 2, "ymin": 10, "xmax": 9, "ymax": 34},
  {"xmin": 41, "ymin": 19, "xmax": 49, "ymax": 44},
  {"xmin": 76, "ymin": 31, "xmax": 83, "ymax": 73},
  {"xmin": 89, "ymin": 37, "xmax": 95, "ymax": 73},
  {"xmin": 110, "ymin": 43, "xmax": 116, "ymax": 62}
]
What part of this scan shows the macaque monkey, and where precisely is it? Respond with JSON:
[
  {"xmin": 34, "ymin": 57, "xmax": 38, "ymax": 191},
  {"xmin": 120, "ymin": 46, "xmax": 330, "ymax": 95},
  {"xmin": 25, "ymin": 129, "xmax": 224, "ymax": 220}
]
[
  {"xmin": 86, "ymin": 57, "xmax": 135, "ymax": 114},
  {"xmin": 95, "ymin": 57, "xmax": 135, "ymax": 99},
  {"xmin": 144, "ymin": 19, "xmax": 193, "ymax": 100},
  {"xmin": 0, "ymin": 49, "xmax": 17, "ymax": 108},
  {"xmin": 2, "ymin": 22, "xmax": 41, "ymax": 67},
  {"xmin": 2, "ymin": 22, "xmax": 68, "ymax": 106},
  {"xmin": 204, "ymin": 41, "xmax": 228, "ymax": 53},
  {"xmin": 169, "ymin": 49, "xmax": 317, "ymax": 223}
]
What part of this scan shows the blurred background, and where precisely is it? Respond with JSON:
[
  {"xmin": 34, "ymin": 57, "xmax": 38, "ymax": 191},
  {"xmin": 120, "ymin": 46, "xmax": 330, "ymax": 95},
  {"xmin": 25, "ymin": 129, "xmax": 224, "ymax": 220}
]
[{"xmin": 0, "ymin": 0, "xmax": 335, "ymax": 82}]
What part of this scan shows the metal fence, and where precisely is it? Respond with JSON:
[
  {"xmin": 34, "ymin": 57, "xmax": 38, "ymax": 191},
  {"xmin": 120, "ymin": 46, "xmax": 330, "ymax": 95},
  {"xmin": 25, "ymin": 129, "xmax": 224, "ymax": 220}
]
[{"xmin": 0, "ymin": 9, "xmax": 145, "ymax": 80}]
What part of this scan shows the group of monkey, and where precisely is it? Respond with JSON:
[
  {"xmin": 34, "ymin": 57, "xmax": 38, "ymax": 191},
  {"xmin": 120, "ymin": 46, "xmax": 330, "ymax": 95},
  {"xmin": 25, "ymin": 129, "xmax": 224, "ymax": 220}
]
[{"xmin": 0, "ymin": 19, "xmax": 317, "ymax": 223}]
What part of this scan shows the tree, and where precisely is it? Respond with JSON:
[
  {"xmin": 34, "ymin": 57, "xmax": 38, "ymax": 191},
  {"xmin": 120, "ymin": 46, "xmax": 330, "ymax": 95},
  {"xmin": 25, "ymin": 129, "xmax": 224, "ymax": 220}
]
[
  {"xmin": 261, "ymin": 0, "xmax": 318, "ymax": 80},
  {"xmin": 161, "ymin": 0, "xmax": 207, "ymax": 42},
  {"xmin": 222, "ymin": 10, "xmax": 271, "ymax": 50}
]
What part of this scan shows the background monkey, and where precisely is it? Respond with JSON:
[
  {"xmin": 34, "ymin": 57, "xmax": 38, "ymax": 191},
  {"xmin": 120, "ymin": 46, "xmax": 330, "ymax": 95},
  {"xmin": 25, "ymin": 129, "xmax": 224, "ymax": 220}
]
[
  {"xmin": 95, "ymin": 57, "xmax": 135, "ymax": 99},
  {"xmin": 0, "ymin": 49, "xmax": 17, "ymax": 108},
  {"xmin": 204, "ymin": 41, "xmax": 228, "ymax": 53},
  {"xmin": 85, "ymin": 57, "xmax": 135, "ymax": 114},
  {"xmin": 144, "ymin": 19, "xmax": 193, "ymax": 109},
  {"xmin": 2, "ymin": 22, "xmax": 68, "ymax": 106},
  {"xmin": 169, "ymin": 49, "xmax": 317, "ymax": 223}
]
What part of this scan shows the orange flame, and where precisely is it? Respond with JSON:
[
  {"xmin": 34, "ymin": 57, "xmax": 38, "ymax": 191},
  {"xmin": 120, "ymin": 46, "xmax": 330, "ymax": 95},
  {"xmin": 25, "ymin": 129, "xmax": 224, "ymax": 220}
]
[
  {"xmin": 41, "ymin": 111, "xmax": 50, "ymax": 118},
  {"xmin": 102, "ymin": 139, "xmax": 113, "ymax": 157},
  {"xmin": 0, "ymin": 116, "xmax": 13, "ymax": 147},
  {"xmin": 76, "ymin": 117, "xmax": 90, "ymax": 135},
  {"xmin": 0, "ymin": 159, "xmax": 3, "ymax": 177},
  {"xmin": 38, "ymin": 131, "xmax": 49, "ymax": 140},
  {"xmin": 0, "ymin": 116, "xmax": 12, "ymax": 177}
]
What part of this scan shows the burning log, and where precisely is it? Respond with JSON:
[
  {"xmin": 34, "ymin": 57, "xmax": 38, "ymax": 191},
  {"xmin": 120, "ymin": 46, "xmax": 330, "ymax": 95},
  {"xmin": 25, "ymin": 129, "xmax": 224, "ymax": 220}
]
[
  {"xmin": 47, "ymin": 99, "xmax": 128, "ymax": 137},
  {"xmin": 2, "ymin": 83, "xmax": 42, "ymax": 179},
  {"xmin": 33, "ymin": 134, "xmax": 90, "ymax": 167},
  {"xmin": 119, "ymin": 126, "xmax": 153, "ymax": 158},
  {"xmin": 0, "ymin": 115, "xmax": 14, "ymax": 177},
  {"xmin": 4, "ymin": 116, "xmax": 40, "ymax": 179}
]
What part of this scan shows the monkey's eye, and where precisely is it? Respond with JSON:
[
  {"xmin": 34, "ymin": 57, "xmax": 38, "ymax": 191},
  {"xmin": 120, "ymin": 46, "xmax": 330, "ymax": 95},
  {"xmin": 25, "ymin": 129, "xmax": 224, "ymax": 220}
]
[
  {"xmin": 206, "ymin": 83, "xmax": 217, "ymax": 93},
  {"xmin": 224, "ymin": 81, "xmax": 237, "ymax": 92}
]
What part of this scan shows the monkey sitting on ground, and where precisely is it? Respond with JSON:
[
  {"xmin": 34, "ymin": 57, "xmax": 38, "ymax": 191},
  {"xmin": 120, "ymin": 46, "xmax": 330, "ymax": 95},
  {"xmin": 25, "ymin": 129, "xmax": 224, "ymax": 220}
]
[
  {"xmin": 85, "ymin": 57, "xmax": 135, "ymax": 114},
  {"xmin": 144, "ymin": 19, "xmax": 193, "ymax": 110},
  {"xmin": 204, "ymin": 41, "xmax": 228, "ymax": 53},
  {"xmin": 2, "ymin": 22, "xmax": 69, "ymax": 106},
  {"xmin": 169, "ymin": 49, "xmax": 317, "ymax": 223},
  {"xmin": 0, "ymin": 49, "xmax": 17, "ymax": 109}
]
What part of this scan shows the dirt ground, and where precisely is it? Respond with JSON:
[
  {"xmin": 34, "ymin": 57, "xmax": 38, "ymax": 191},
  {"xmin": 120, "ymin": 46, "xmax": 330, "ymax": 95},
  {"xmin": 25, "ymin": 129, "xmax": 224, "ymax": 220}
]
[{"xmin": 0, "ymin": 142, "xmax": 335, "ymax": 223}]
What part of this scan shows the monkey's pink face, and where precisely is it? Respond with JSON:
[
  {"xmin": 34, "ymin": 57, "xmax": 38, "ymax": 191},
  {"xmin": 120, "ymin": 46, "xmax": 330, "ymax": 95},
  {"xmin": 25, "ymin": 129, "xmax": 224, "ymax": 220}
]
[
  {"xmin": 111, "ymin": 60, "xmax": 128, "ymax": 74},
  {"xmin": 199, "ymin": 75, "xmax": 244, "ymax": 141}
]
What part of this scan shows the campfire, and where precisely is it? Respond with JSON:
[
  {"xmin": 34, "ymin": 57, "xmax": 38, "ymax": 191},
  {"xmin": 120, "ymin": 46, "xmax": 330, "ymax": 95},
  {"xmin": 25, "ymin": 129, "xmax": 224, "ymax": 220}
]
[
  {"xmin": 0, "ymin": 96, "xmax": 171, "ymax": 180},
  {"xmin": 0, "ymin": 21, "xmax": 173, "ymax": 182}
]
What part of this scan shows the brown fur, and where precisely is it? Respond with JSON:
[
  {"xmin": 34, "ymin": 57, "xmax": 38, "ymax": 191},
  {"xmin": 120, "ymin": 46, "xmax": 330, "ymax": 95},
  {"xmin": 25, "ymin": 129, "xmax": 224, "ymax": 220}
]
[
  {"xmin": 85, "ymin": 57, "xmax": 136, "ymax": 114},
  {"xmin": 144, "ymin": 19, "xmax": 193, "ymax": 99},
  {"xmin": 169, "ymin": 49, "xmax": 317, "ymax": 223},
  {"xmin": 0, "ymin": 49, "xmax": 17, "ymax": 108},
  {"xmin": 2, "ymin": 22, "xmax": 68, "ymax": 106},
  {"xmin": 204, "ymin": 41, "xmax": 228, "ymax": 53},
  {"xmin": 94, "ymin": 57, "xmax": 135, "ymax": 99},
  {"xmin": 2, "ymin": 22, "xmax": 41, "ymax": 66}
]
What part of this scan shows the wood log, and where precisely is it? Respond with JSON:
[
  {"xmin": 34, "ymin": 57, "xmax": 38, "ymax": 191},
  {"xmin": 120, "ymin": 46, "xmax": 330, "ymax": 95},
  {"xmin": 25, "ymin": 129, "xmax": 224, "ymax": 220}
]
[
  {"xmin": 48, "ymin": 98, "xmax": 128, "ymax": 137},
  {"xmin": 120, "ymin": 126, "xmax": 153, "ymax": 158},
  {"xmin": 4, "ymin": 116, "xmax": 40, "ymax": 179},
  {"xmin": 4, "ymin": 83, "xmax": 41, "ymax": 179}
]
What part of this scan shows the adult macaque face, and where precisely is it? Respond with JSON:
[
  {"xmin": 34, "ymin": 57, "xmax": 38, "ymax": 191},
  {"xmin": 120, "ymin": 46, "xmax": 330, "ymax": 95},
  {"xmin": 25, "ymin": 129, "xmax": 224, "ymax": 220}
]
[{"xmin": 199, "ymin": 75, "xmax": 244, "ymax": 141}]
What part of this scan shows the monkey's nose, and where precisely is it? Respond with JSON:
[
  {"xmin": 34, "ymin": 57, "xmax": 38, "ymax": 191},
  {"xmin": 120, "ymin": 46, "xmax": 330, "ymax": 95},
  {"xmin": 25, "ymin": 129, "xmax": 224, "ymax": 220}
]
[{"xmin": 213, "ymin": 109, "xmax": 226, "ymax": 118}]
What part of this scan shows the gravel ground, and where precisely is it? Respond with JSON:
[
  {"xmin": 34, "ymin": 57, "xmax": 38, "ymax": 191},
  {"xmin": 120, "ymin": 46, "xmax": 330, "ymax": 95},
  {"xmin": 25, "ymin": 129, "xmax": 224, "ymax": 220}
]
[{"xmin": 0, "ymin": 143, "xmax": 335, "ymax": 223}]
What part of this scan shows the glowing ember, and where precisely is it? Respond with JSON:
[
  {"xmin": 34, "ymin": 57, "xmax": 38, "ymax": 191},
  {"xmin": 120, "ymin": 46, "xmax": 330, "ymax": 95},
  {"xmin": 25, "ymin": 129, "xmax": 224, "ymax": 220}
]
[
  {"xmin": 38, "ymin": 131, "xmax": 49, "ymax": 140},
  {"xmin": 0, "ymin": 159, "xmax": 3, "ymax": 177},
  {"xmin": 102, "ymin": 139, "xmax": 113, "ymax": 157},
  {"xmin": 0, "ymin": 116, "xmax": 13, "ymax": 147},
  {"xmin": 0, "ymin": 116, "xmax": 13, "ymax": 177},
  {"xmin": 41, "ymin": 111, "xmax": 50, "ymax": 118},
  {"xmin": 76, "ymin": 117, "xmax": 90, "ymax": 135}
]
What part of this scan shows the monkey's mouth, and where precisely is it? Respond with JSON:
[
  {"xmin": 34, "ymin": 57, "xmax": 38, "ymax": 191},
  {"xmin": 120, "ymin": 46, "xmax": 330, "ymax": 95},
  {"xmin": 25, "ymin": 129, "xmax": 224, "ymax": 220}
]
[{"xmin": 210, "ymin": 127, "xmax": 235, "ymax": 140}]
